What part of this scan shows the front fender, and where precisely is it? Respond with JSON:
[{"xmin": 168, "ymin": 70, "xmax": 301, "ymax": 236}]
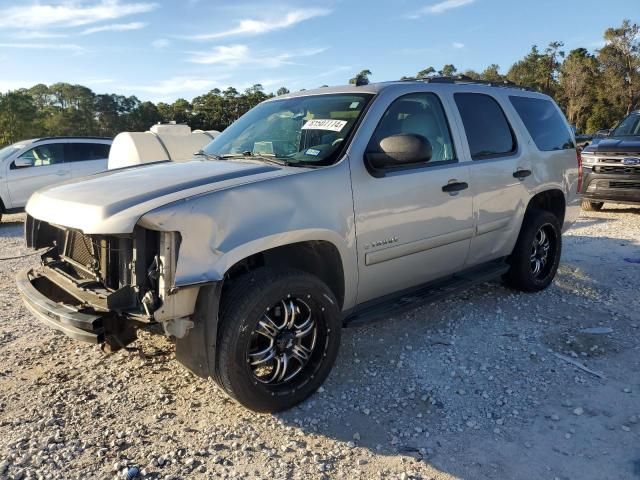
[{"xmin": 138, "ymin": 160, "xmax": 358, "ymax": 310}]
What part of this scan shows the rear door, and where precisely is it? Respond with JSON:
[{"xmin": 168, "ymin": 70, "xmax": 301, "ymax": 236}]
[
  {"xmin": 5, "ymin": 143, "xmax": 69, "ymax": 208},
  {"xmin": 451, "ymin": 91, "xmax": 531, "ymax": 266},
  {"xmin": 65, "ymin": 142, "xmax": 110, "ymax": 178}
]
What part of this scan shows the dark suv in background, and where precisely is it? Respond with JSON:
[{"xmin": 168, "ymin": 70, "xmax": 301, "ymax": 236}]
[{"xmin": 580, "ymin": 111, "xmax": 640, "ymax": 211}]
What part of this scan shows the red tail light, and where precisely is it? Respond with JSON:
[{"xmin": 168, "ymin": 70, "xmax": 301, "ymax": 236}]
[{"xmin": 576, "ymin": 149, "xmax": 583, "ymax": 193}]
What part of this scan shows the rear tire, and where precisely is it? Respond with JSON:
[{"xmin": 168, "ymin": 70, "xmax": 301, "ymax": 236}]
[
  {"xmin": 215, "ymin": 268, "xmax": 341, "ymax": 412},
  {"xmin": 581, "ymin": 200, "xmax": 604, "ymax": 211},
  {"xmin": 504, "ymin": 209, "xmax": 562, "ymax": 292}
]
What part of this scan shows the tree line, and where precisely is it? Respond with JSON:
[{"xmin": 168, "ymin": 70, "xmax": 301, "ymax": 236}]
[{"xmin": 1, "ymin": 19, "xmax": 638, "ymax": 147}]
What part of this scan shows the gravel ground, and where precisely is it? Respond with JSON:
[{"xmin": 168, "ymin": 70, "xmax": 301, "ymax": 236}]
[{"xmin": 0, "ymin": 205, "xmax": 639, "ymax": 480}]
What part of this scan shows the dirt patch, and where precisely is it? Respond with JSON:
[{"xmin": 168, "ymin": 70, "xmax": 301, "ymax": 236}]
[{"xmin": 0, "ymin": 206, "xmax": 639, "ymax": 480}]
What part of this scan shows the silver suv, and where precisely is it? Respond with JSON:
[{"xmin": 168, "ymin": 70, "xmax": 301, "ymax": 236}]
[{"xmin": 17, "ymin": 79, "xmax": 580, "ymax": 412}]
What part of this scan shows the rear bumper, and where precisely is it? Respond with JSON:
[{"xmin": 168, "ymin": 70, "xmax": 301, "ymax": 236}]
[
  {"xmin": 16, "ymin": 267, "xmax": 108, "ymax": 343},
  {"xmin": 580, "ymin": 170, "xmax": 640, "ymax": 204}
]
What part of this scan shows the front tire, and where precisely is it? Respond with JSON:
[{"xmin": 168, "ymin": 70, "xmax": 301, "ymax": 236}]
[
  {"xmin": 581, "ymin": 200, "xmax": 604, "ymax": 211},
  {"xmin": 216, "ymin": 268, "xmax": 341, "ymax": 412},
  {"xmin": 504, "ymin": 209, "xmax": 562, "ymax": 292}
]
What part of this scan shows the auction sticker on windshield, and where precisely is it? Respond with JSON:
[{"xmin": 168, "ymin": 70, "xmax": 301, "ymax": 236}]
[{"xmin": 302, "ymin": 119, "xmax": 348, "ymax": 132}]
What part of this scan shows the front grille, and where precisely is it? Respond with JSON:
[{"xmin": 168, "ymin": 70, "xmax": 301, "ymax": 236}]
[
  {"xmin": 594, "ymin": 165, "xmax": 640, "ymax": 174},
  {"xmin": 610, "ymin": 181, "xmax": 640, "ymax": 189}
]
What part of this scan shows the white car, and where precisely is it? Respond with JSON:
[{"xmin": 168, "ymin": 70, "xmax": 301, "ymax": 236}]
[{"xmin": 0, "ymin": 137, "xmax": 112, "ymax": 221}]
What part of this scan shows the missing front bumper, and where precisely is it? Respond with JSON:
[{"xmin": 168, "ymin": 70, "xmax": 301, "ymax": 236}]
[
  {"xmin": 17, "ymin": 268, "xmax": 107, "ymax": 343},
  {"xmin": 16, "ymin": 267, "xmax": 138, "ymax": 349}
]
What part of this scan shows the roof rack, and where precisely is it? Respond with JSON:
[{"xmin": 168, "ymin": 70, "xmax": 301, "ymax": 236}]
[
  {"xmin": 34, "ymin": 136, "xmax": 112, "ymax": 143},
  {"xmin": 399, "ymin": 75, "xmax": 536, "ymax": 92}
]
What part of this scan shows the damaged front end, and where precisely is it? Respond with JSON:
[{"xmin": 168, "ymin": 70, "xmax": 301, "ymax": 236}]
[{"xmin": 17, "ymin": 215, "xmax": 198, "ymax": 351}]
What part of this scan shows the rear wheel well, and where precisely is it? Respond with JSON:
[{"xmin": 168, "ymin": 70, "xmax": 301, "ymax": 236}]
[
  {"xmin": 223, "ymin": 241, "xmax": 345, "ymax": 309},
  {"xmin": 526, "ymin": 190, "xmax": 565, "ymax": 226}
]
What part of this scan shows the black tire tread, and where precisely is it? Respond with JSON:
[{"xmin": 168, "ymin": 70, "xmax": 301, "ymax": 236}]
[
  {"xmin": 216, "ymin": 267, "xmax": 340, "ymax": 412},
  {"xmin": 504, "ymin": 209, "xmax": 562, "ymax": 292},
  {"xmin": 581, "ymin": 200, "xmax": 604, "ymax": 212}
]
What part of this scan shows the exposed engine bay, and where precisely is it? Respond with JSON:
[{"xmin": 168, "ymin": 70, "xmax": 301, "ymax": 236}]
[{"xmin": 22, "ymin": 215, "xmax": 197, "ymax": 350}]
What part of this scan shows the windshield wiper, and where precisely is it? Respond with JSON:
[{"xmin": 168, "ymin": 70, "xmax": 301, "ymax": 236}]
[
  {"xmin": 194, "ymin": 150, "xmax": 222, "ymax": 160},
  {"xmin": 220, "ymin": 152, "xmax": 292, "ymax": 167}
]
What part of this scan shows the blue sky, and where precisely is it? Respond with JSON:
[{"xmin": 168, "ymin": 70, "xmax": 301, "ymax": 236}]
[{"xmin": 0, "ymin": 0, "xmax": 636, "ymax": 103}]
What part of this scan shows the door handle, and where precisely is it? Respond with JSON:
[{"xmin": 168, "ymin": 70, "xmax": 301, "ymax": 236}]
[
  {"xmin": 441, "ymin": 181, "xmax": 469, "ymax": 193},
  {"xmin": 513, "ymin": 169, "xmax": 532, "ymax": 180},
  {"xmin": 56, "ymin": 171, "xmax": 67, "ymax": 176}
]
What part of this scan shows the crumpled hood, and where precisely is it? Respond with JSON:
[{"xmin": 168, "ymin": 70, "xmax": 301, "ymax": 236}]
[
  {"xmin": 585, "ymin": 136, "xmax": 640, "ymax": 153},
  {"xmin": 26, "ymin": 159, "xmax": 284, "ymax": 234}
]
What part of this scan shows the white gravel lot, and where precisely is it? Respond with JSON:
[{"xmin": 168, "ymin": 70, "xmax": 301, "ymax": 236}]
[{"xmin": 0, "ymin": 205, "xmax": 639, "ymax": 480}]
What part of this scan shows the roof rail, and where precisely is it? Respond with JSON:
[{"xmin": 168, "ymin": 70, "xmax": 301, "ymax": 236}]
[
  {"xmin": 400, "ymin": 75, "xmax": 536, "ymax": 92},
  {"xmin": 34, "ymin": 136, "xmax": 112, "ymax": 143}
]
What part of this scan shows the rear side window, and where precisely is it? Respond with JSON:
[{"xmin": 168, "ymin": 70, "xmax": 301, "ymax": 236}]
[
  {"xmin": 509, "ymin": 96, "xmax": 574, "ymax": 151},
  {"xmin": 454, "ymin": 93, "xmax": 516, "ymax": 160},
  {"xmin": 64, "ymin": 143, "xmax": 110, "ymax": 162}
]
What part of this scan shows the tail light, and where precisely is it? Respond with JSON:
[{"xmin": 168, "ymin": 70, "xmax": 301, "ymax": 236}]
[{"xmin": 576, "ymin": 149, "xmax": 583, "ymax": 193}]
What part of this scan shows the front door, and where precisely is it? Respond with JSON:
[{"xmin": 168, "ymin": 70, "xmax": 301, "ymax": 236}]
[
  {"xmin": 6, "ymin": 143, "xmax": 70, "ymax": 208},
  {"xmin": 350, "ymin": 92, "xmax": 474, "ymax": 304}
]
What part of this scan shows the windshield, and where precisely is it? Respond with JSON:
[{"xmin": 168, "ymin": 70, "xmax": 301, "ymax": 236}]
[
  {"xmin": 612, "ymin": 113, "xmax": 640, "ymax": 137},
  {"xmin": 203, "ymin": 93, "xmax": 373, "ymax": 166},
  {"xmin": 0, "ymin": 145, "xmax": 19, "ymax": 162}
]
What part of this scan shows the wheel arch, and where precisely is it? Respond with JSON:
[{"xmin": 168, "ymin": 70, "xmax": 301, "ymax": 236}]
[
  {"xmin": 525, "ymin": 188, "xmax": 566, "ymax": 226},
  {"xmin": 222, "ymin": 239, "xmax": 347, "ymax": 311}
]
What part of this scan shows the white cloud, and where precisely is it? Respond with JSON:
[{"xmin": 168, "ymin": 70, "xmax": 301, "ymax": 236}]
[
  {"xmin": 120, "ymin": 76, "xmax": 230, "ymax": 100},
  {"xmin": 452, "ymin": 42, "xmax": 465, "ymax": 49},
  {"xmin": 187, "ymin": 44, "xmax": 250, "ymax": 65},
  {"xmin": 15, "ymin": 31, "xmax": 69, "ymax": 39},
  {"xmin": 81, "ymin": 21, "xmax": 146, "ymax": 35},
  {"xmin": 0, "ymin": 0, "xmax": 157, "ymax": 29},
  {"xmin": 151, "ymin": 38, "xmax": 170, "ymax": 49},
  {"xmin": 187, "ymin": 44, "xmax": 326, "ymax": 68},
  {"xmin": 411, "ymin": 0, "xmax": 475, "ymax": 17},
  {"xmin": 183, "ymin": 8, "xmax": 331, "ymax": 41},
  {"xmin": 0, "ymin": 43, "xmax": 85, "ymax": 54}
]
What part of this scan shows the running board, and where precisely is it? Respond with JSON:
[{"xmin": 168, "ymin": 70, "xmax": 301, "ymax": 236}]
[{"xmin": 344, "ymin": 259, "xmax": 509, "ymax": 328}]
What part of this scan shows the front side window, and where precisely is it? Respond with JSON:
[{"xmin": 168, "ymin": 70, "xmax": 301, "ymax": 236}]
[
  {"xmin": 65, "ymin": 143, "xmax": 111, "ymax": 162},
  {"xmin": 455, "ymin": 93, "xmax": 516, "ymax": 160},
  {"xmin": 611, "ymin": 113, "xmax": 640, "ymax": 137},
  {"xmin": 509, "ymin": 96, "xmax": 574, "ymax": 151},
  {"xmin": 14, "ymin": 144, "xmax": 64, "ymax": 168},
  {"xmin": 203, "ymin": 93, "xmax": 373, "ymax": 166},
  {"xmin": 369, "ymin": 92, "xmax": 456, "ymax": 164}
]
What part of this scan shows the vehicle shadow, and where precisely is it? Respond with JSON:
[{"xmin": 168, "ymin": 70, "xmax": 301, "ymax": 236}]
[{"xmin": 269, "ymin": 231, "xmax": 639, "ymax": 479}]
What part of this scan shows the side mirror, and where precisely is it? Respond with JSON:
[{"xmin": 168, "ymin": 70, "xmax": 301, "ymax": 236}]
[
  {"xmin": 595, "ymin": 129, "xmax": 611, "ymax": 138},
  {"xmin": 365, "ymin": 134, "xmax": 432, "ymax": 176},
  {"xmin": 14, "ymin": 157, "xmax": 34, "ymax": 168}
]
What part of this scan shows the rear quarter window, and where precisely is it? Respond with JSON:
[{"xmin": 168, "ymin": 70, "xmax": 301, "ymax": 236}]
[
  {"xmin": 509, "ymin": 96, "xmax": 574, "ymax": 151},
  {"xmin": 454, "ymin": 93, "xmax": 516, "ymax": 160},
  {"xmin": 64, "ymin": 143, "xmax": 111, "ymax": 162}
]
